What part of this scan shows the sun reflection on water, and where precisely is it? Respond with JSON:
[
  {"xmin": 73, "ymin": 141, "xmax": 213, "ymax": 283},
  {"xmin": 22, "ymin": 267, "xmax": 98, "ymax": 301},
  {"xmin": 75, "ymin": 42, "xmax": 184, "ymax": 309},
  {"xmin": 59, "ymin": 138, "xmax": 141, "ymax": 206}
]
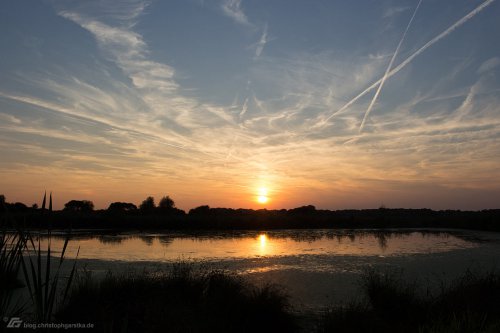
[{"xmin": 259, "ymin": 234, "xmax": 268, "ymax": 255}]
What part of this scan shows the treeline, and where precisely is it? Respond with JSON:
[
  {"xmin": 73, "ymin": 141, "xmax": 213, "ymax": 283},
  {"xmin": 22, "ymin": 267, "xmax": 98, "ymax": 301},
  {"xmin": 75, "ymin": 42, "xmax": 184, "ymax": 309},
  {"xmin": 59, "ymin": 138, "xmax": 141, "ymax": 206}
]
[
  {"xmin": 0, "ymin": 194, "xmax": 181, "ymax": 214},
  {"xmin": 1, "ymin": 194, "xmax": 499, "ymax": 231}
]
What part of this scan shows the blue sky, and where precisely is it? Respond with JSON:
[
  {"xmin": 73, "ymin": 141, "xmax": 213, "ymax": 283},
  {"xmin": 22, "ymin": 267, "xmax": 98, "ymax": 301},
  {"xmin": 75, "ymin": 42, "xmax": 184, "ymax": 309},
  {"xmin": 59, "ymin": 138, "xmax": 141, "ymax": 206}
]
[{"xmin": 1, "ymin": 0, "xmax": 500, "ymax": 210}]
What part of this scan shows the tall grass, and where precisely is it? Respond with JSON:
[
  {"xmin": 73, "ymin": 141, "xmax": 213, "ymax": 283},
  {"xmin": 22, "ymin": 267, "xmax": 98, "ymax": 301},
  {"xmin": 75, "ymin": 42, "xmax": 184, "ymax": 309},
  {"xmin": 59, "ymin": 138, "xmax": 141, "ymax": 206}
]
[
  {"xmin": 318, "ymin": 269, "xmax": 500, "ymax": 333},
  {"xmin": 1, "ymin": 192, "xmax": 78, "ymax": 324},
  {"xmin": 0, "ymin": 195, "xmax": 26, "ymax": 318},
  {"xmin": 57, "ymin": 263, "xmax": 298, "ymax": 333},
  {"xmin": 19, "ymin": 192, "xmax": 79, "ymax": 322},
  {"xmin": 0, "ymin": 229, "xmax": 26, "ymax": 318},
  {"xmin": 20, "ymin": 232, "xmax": 78, "ymax": 322}
]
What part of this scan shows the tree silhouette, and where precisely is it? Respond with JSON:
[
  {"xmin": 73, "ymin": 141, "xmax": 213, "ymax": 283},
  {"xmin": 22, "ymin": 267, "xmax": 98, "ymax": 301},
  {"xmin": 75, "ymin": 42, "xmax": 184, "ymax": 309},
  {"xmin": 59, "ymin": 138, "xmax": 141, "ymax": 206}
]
[
  {"xmin": 108, "ymin": 202, "xmax": 137, "ymax": 212},
  {"xmin": 139, "ymin": 196, "xmax": 155, "ymax": 213},
  {"xmin": 158, "ymin": 196, "xmax": 175, "ymax": 211},
  {"xmin": 189, "ymin": 205, "xmax": 210, "ymax": 215},
  {"xmin": 288, "ymin": 205, "xmax": 316, "ymax": 215},
  {"xmin": 0, "ymin": 194, "xmax": 5, "ymax": 212},
  {"xmin": 64, "ymin": 200, "xmax": 94, "ymax": 212}
]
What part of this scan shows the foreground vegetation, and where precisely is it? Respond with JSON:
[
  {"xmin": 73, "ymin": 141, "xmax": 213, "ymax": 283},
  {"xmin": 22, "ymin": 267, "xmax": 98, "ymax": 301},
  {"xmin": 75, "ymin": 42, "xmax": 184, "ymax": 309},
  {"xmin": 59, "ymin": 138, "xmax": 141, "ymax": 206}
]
[
  {"xmin": 58, "ymin": 267, "xmax": 500, "ymax": 332},
  {"xmin": 57, "ymin": 266, "xmax": 296, "ymax": 333},
  {"xmin": 319, "ymin": 269, "xmax": 500, "ymax": 333}
]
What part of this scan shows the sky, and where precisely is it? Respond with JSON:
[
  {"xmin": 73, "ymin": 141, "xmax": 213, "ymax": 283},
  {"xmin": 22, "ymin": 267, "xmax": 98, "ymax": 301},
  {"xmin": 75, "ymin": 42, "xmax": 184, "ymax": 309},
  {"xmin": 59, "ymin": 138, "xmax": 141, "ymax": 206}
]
[{"xmin": 1, "ymin": 0, "xmax": 500, "ymax": 211}]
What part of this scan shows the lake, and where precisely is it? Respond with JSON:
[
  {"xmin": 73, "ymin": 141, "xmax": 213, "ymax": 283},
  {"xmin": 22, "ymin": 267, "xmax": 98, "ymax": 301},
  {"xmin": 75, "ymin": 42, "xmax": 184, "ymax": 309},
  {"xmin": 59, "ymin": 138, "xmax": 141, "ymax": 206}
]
[{"xmin": 34, "ymin": 229, "xmax": 500, "ymax": 310}]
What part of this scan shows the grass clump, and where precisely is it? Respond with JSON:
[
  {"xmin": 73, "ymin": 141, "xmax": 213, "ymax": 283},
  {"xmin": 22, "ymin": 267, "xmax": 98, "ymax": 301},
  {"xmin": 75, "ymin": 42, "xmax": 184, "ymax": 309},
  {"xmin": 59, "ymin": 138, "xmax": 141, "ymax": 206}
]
[
  {"xmin": 20, "ymin": 232, "xmax": 78, "ymax": 323},
  {"xmin": 1, "ymin": 191, "xmax": 78, "ymax": 327},
  {"xmin": 57, "ymin": 263, "xmax": 298, "ymax": 333},
  {"xmin": 0, "ymin": 230, "xmax": 26, "ymax": 318},
  {"xmin": 318, "ymin": 269, "xmax": 500, "ymax": 333}
]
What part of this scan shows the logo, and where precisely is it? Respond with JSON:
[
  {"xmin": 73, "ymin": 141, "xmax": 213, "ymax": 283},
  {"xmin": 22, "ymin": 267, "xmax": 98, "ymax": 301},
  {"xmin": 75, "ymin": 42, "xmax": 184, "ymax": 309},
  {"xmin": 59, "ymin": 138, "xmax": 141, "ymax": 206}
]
[{"xmin": 6, "ymin": 317, "xmax": 23, "ymax": 328}]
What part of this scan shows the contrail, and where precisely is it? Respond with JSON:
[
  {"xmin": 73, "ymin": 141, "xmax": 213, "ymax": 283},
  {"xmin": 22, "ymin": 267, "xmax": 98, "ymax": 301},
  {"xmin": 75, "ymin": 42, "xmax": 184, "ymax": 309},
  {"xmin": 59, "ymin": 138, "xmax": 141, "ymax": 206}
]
[
  {"xmin": 359, "ymin": 0, "xmax": 422, "ymax": 132},
  {"xmin": 319, "ymin": 0, "xmax": 496, "ymax": 128}
]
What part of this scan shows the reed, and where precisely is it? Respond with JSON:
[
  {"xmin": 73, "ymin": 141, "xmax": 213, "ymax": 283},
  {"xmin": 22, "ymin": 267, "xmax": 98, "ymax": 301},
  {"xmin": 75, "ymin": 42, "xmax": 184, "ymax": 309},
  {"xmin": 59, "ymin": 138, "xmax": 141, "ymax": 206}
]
[
  {"xmin": 0, "ymin": 228, "xmax": 26, "ymax": 318},
  {"xmin": 17, "ymin": 192, "xmax": 79, "ymax": 323}
]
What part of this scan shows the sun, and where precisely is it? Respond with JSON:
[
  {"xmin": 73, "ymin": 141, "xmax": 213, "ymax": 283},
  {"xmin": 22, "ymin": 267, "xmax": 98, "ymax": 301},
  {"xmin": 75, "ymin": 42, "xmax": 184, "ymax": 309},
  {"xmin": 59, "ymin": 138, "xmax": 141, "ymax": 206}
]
[
  {"xmin": 256, "ymin": 187, "xmax": 269, "ymax": 204},
  {"xmin": 257, "ymin": 195, "xmax": 268, "ymax": 204}
]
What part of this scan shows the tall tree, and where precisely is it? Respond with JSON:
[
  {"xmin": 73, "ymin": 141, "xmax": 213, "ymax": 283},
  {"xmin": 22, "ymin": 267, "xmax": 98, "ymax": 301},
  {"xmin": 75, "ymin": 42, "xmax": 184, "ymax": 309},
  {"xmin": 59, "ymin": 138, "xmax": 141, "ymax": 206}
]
[
  {"xmin": 158, "ymin": 196, "xmax": 175, "ymax": 211},
  {"xmin": 139, "ymin": 196, "xmax": 155, "ymax": 212}
]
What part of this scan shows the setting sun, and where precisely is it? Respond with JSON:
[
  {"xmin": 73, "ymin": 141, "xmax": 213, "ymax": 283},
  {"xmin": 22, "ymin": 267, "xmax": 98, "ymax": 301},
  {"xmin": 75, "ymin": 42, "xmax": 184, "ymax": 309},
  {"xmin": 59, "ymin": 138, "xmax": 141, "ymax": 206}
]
[
  {"xmin": 256, "ymin": 187, "xmax": 269, "ymax": 204},
  {"xmin": 257, "ymin": 196, "xmax": 268, "ymax": 204}
]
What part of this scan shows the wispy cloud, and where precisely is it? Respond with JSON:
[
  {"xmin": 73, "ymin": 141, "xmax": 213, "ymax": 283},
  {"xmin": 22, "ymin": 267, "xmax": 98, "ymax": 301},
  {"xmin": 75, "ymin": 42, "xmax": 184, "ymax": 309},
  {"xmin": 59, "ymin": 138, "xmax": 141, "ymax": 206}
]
[
  {"xmin": 55, "ymin": 0, "xmax": 151, "ymax": 27},
  {"xmin": 477, "ymin": 57, "xmax": 500, "ymax": 74},
  {"xmin": 383, "ymin": 5, "xmax": 411, "ymax": 19},
  {"xmin": 57, "ymin": 5, "xmax": 239, "ymax": 157},
  {"xmin": 0, "ymin": 112, "xmax": 22, "ymax": 124},
  {"xmin": 221, "ymin": 0, "xmax": 250, "ymax": 26},
  {"xmin": 0, "ymin": 91, "xmax": 187, "ymax": 150}
]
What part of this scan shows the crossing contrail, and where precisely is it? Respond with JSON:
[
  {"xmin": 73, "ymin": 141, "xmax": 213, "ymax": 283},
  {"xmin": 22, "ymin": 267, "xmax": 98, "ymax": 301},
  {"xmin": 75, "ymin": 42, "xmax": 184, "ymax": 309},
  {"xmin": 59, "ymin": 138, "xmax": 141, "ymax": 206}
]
[
  {"xmin": 319, "ymin": 0, "xmax": 496, "ymax": 128},
  {"xmin": 359, "ymin": 0, "xmax": 422, "ymax": 132}
]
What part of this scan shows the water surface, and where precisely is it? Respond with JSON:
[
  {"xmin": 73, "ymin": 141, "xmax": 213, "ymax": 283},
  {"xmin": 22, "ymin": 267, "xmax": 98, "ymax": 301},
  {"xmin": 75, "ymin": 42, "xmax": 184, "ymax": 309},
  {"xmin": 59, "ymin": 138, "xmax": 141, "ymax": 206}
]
[
  {"xmin": 41, "ymin": 229, "xmax": 482, "ymax": 262},
  {"xmin": 33, "ymin": 229, "xmax": 500, "ymax": 309}
]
